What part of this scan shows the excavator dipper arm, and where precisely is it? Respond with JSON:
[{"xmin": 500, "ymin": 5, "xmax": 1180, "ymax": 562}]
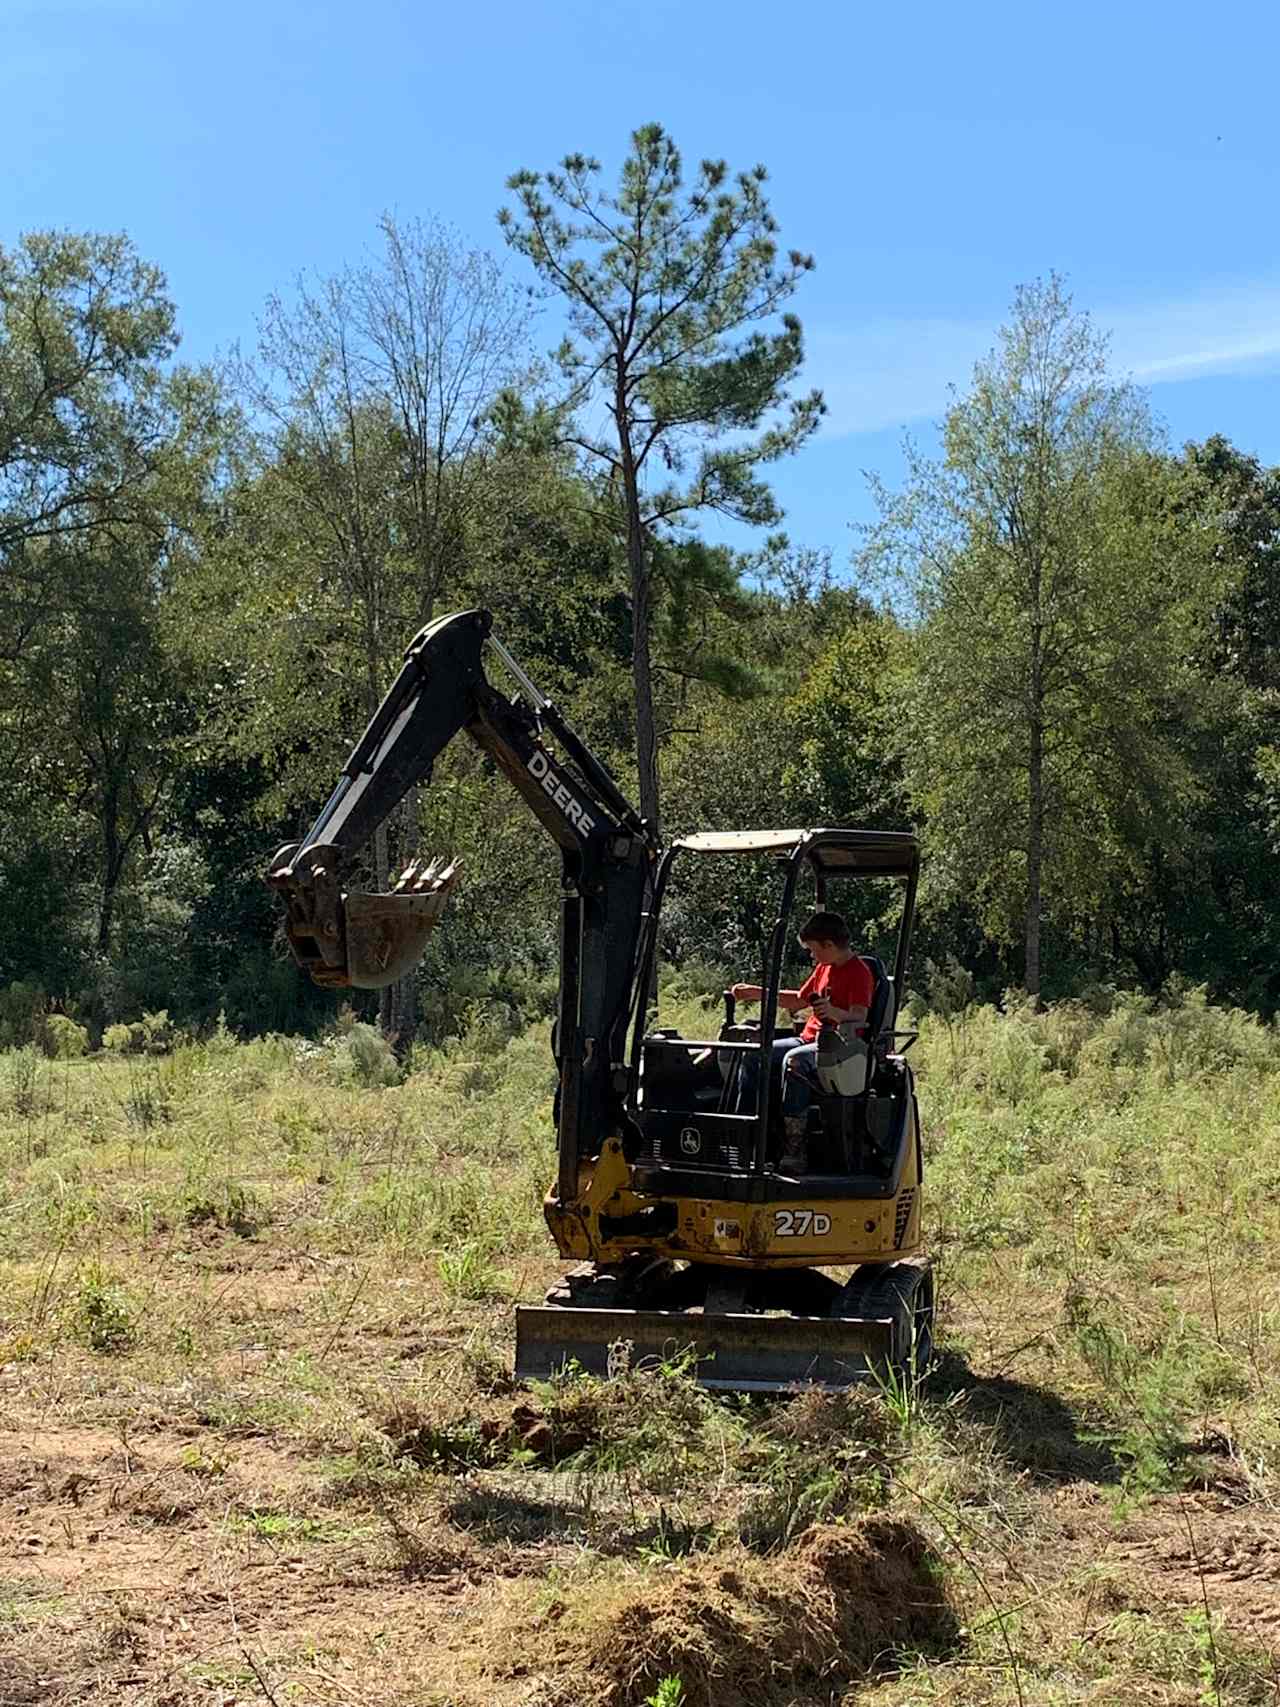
[{"xmin": 266, "ymin": 607, "xmax": 654, "ymax": 1201}]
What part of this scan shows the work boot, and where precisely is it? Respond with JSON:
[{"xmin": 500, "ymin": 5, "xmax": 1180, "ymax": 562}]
[{"xmin": 779, "ymin": 1115, "xmax": 807, "ymax": 1176}]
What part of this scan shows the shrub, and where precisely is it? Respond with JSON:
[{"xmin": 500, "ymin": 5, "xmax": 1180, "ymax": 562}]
[
  {"xmin": 987, "ymin": 1001, "xmax": 1048, "ymax": 1105},
  {"xmin": 122, "ymin": 1073, "xmax": 172, "ymax": 1129},
  {"xmin": 1, "ymin": 1046, "xmax": 41, "ymax": 1115},
  {"xmin": 43, "ymin": 1014, "xmax": 89, "ymax": 1060},
  {"xmin": 1148, "ymin": 981, "xmax": 1278, "ymax": 1082},
  {"xmin": 101, "ymin": 1009, "xmax": 178, "ymax": 1056},
  {"xmin": 182, "ymin": 1179, "xmax": 269, "ymax": 1237},
  {"xmin": 328, "ymin": 1021, "xmax": 401, "ymax": 1089},
  {"xmin": 0, "ymin": 981, "xmax": 46, "ymax": 1049},
  {"xmin": 909, "ymin": 954, "xmax": 975, "ymax": 1026},
  {"xmin": 73, "ymin": 1266, "xmax": 138, "ymax": 1354}
]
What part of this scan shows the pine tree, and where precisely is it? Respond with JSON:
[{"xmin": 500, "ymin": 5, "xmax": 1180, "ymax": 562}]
[{"xmin": 499, "ymin": 124, "xmax": 823, "ymax": 831}]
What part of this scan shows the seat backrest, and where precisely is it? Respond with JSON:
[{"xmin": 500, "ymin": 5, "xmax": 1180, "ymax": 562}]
[{"xmin": 860, "ymin": 955, "xmax": 894, "ymax": 1042}]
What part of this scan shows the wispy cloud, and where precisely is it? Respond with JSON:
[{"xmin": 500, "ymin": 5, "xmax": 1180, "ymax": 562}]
[
  {"xmin": 1110, "ymin": 283, "xmax": 1280, "ymax": 382},
  {"xmin": 810, "ymin": 280, "xmax": 1280, "ymax": 439}
]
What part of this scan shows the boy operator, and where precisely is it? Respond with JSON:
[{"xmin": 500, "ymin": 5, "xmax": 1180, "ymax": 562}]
[{"xmin": 729, "ymin": 910, "xmax": 874, "ymax": 1174}]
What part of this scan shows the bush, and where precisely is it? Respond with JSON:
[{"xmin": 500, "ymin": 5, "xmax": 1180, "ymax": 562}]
[
  {"xmin": 183, "ymin": 1179, "xmax": 270, "ymax": 1237},
  {"xmin": 1069, "ymin": 982, "xmax": 1280, "ymax": 1090},
  {"xmin": 43, "ymin": 1014, "xmax": 89, "ymax": 1059},
  {"xmin": 906, "ymin": 955, "xmax": 975, "ymax": 1026},
  {"xmin": 328, "ymin": 1021, "xmax": 401, "ymax": 1089},
  {"xmin": 0, "ymin": 981, "xmax": 46, "ymax": 1050},
  {"xmin": 101, "ymin": 1009, "xmax": 178, "ymax": 1056},
  {"xmin": 0, "ymin": 1046, "xmax": 41, "ymax": 1116},
  {"xmin": 1148, "ymin": 980, "xmax": 1278, "ymax": 1082},
  {"xmin": 73, "ymin": 1265, "xmax": 138, "ymax": 1354},
  {"xmin": 987, "ymin": 996, "xmax": 1049, "ymax": 1105}
]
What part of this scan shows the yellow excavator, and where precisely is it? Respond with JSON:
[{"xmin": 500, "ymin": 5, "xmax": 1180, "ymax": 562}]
[{"xmin": 268, "ymin": 608, "xmax": 932, "ymax": 1390}]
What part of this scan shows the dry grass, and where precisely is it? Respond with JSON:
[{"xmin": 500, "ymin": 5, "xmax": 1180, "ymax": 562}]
[
  {"xmin": 2, "ymin": 988, "xmax": 1279, "ymax": 1702},
  {"xmin": 546, "ymin": 1517, "xmax": 957, "ymax": 1707}
]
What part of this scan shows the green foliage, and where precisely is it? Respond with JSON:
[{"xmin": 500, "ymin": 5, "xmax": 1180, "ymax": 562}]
[
  {"xmin": 122, "ymin": 1071, "xmax": 172, "ymax": 1130},
  {"xmin": 645, "ymin": 1680, "xmax": 686, "ymax": 1707},
  {"xmin": 101, "ymin": 1010, "xmax": 177, "ymax": 1056},
  {"xmin": 326, "ymin": 1021, "xmax": 402, "ymax": 1089},
  {"xmin": 182, "ymin": 1179, "xmax": 269, "ymax": 1237},
  {"xmin": 42, "ymin": 1014, "xmax": 89, "ymax": 1059},
  {"xmin": 0, "ymin": 229, "xmax": 179, "ymax": 566},
  {"xmin": 1, "ymin": 1046, "xmax": 41, "ymax": 1116},
  {"xmin": 500, "ymin": 124, "xmax": 823, "ymax": 823},
  {"xmin": 1185, "ymin": 434, "xmax": 1280, "ymax": 695},
  {"xmin": 2, "ymin": 216, "xmax": 1278, "ymax": 1068},
  {"xmin": 436, "ymin": 1242, "xmax": 511, "ymax": 1301},
  {"xmin": 0, "ymin": 982, "xmax": 47, "ymax": 1050},
  {"xmin": 905, "ymin": 955, "xmax": 975, "ymax": 1025},
  {"xmin": 868, "ymin": 275, "xmax": 1209, "ymax": 995},
  {"xmin": 73, "ymin": 1264, "xmax": 138, "ymax": 1353},
  {"xmin": 499, "ymin": 125, "xmax": 823, "ymax": 535}
]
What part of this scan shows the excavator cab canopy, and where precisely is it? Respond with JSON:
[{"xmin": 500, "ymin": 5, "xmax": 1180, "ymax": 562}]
[
  {"xmin": 656, "ymin": 826, "xmax": 919, "ymax": 1007},
  {"xmin": 674, "ymin": 827, "xmax": 920, "ymax": 877},
  {"xmin": 625, "ymin": 826, "xmax": 920, "ymax": 1202}
]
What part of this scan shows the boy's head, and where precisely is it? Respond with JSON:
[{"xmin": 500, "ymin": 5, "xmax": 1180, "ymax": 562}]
[{"xmin": 797, "ymin": 910, "xmax": 852, "ymax": 964}]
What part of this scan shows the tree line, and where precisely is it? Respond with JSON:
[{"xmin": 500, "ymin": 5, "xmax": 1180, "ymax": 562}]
[{"xmin": 2, "ymin": 126, "xmax": 1277, "ymax": 1047}]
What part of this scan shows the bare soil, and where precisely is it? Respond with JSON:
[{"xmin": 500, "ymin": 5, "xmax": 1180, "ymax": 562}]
[{"xmin": 5, "ymin": 1389, "xmax": 1279, "ymax": 1706}]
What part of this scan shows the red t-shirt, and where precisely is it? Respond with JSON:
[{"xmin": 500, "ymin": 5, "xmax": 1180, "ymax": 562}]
[{"xmin": 797, "ymin": 955, "xmax": 875, "ymax": 1043}]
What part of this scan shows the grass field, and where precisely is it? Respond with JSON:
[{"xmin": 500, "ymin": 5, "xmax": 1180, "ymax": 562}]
[{"xmin": 2, "ymin": 985, "xmax": 1279, "ymax": 1705}]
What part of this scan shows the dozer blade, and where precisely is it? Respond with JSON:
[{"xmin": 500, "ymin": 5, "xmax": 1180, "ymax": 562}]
[{"xmin": 514, "ymin": 1304, "xmax": 896, "ymax": 1392}]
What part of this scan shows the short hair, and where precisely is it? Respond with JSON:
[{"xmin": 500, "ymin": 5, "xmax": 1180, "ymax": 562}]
[{"xmin": 797, "ymin": 910, "xmax": 851, "ymax": 948}]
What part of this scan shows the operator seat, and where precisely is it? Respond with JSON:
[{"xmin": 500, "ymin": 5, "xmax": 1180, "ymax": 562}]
[
  {"xmin": 800, "ymin": 954, "xmax": 901, "ymax": 1174},
  {"xmin": 860, "ymin": 955, "xmax": 895, "ymax": 1052}
]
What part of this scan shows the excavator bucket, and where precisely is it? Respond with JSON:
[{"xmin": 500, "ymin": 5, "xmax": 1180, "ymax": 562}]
[
  {"xmin": 266, "ymin": 843, "xmax": 461, "ymax": 990},
  {"xmin": 514, "ymin": 1304, "xmax": 898, "ymax": 1392}
]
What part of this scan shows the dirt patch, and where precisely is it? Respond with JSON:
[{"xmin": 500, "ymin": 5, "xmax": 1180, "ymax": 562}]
[
  {"xmin": 0, "ymin": 1425, "xmax": 327, "ymax": 1595},
  {"xmin": 1112, "ymin": 1507, "xmax": 1280, "ymax": 1652},
  {"xmin": 537, "ymin": 1515, "xmax": 957, "ymax": 1707},
  {"xmin": 0, "ymin": 1423, "xmax": 519, "ymax": 1705}
]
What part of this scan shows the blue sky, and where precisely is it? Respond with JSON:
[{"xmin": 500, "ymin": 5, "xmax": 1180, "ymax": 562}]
[{"xmin": 6, "ymin": 0, "xmax": 1279, "ymax": 565}]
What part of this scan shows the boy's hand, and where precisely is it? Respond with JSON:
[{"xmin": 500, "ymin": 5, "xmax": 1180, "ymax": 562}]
[{"xmin": 729, "ymin": 982, "xmax": 759, "ymax": 1003}]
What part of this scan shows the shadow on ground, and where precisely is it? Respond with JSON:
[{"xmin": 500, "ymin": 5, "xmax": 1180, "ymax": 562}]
[
  {"xmin": 444, "ymin": 1480, "xmax": 714, "ymax": 1557},
  {"xmin": 926, "ymin": 1349, "xmax": 1121, "ymax": 1484}
]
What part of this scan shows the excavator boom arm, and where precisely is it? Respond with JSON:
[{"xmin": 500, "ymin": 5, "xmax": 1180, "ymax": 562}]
[{"xmin": 266, "ymin": 607, "xmax": 654, "ymax": 1198}]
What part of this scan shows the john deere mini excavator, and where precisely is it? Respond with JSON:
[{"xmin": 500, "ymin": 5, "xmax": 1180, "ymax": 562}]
[{"xmin": 268, "ymin": 608, "xmax": 932, "ymax": 1390}]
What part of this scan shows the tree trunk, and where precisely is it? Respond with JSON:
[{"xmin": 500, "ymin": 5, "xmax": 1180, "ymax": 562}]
[
  {"xmin": 1025, "ymin": 721, "xmax": 1043, "ymax": 1003},
  {"xmin": 617, "ymin": 402, "xmax": 660, "ymax": 833},
  {"xmin": 387, "ymin": 791, "xmax": 419, "ymax": 1054},
  {"xmin": 1025, "ymin": 598, "xmax": 1044, "ymax": 1001},
  {"xmin": 375, "ymin": 818, "xmax": 395, "ymax": 1037},
  {"xmin": 97, "ymin": 781, "xmax": 124, "ymax": 957},
  {"xmin": 98, "ymin": 851, "xmax": 123, "ymax": 958}
]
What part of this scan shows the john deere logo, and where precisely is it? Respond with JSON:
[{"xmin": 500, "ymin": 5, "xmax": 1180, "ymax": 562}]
[{"xmin": 679, "ymin": 1127, "xmax": 701, "ymax": 1155}]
